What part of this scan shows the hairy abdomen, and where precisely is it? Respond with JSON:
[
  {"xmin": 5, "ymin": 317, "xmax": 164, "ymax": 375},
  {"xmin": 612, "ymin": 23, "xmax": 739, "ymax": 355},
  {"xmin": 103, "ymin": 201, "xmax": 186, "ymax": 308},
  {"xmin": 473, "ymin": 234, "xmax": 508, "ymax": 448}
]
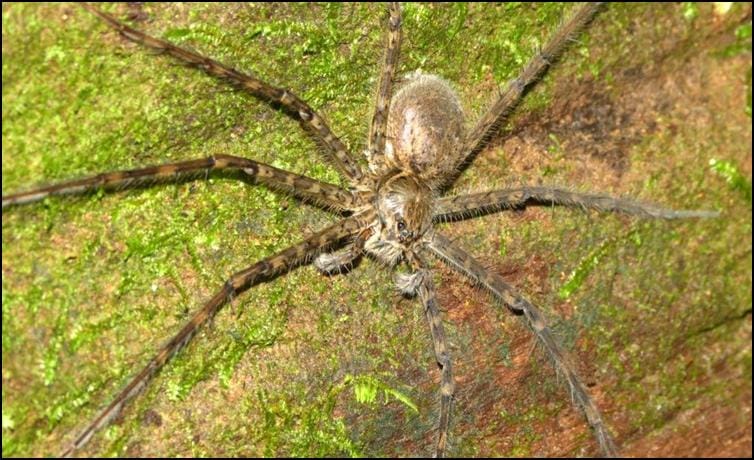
[{"xmin": 386, "ymin": 74, "xmax": 464, "ymax": 184}]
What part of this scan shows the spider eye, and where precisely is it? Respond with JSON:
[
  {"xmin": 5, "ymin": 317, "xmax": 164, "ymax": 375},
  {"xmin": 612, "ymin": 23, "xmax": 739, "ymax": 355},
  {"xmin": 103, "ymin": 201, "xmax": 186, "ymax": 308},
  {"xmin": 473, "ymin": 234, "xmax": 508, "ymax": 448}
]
[{"xmin": 397, "ymin": 220, "xmax": 406, "ymax": 232}]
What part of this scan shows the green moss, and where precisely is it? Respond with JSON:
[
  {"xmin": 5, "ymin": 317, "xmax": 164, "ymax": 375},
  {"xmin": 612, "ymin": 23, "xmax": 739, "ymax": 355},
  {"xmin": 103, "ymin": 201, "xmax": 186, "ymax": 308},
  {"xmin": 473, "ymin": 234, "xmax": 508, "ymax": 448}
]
[
  {"xmin": 710, "ymin": 158, "xmax": 752, "ymax": 203},
  {"xmin": 3, "ymin": 3, "xmax": 751, "ymax": 458}
]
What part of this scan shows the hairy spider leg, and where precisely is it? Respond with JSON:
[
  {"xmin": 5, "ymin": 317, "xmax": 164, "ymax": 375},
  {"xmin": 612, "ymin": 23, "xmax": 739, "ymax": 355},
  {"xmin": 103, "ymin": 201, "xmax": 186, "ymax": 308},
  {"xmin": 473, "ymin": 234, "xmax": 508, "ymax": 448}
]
[
  {"xmin": 367, "ymin": 2, "xmax": 403, "ymax": 170},
  {"xmin": 445, "ymin": 2, "xmax": 603, "ymax": 189},
  {"xmin": 2, "ymin": 154, "xmax": 356, "ymax": 212},
  {"xmin": 59, "ymin": 214, "xmax": 371, "ymax": 457},
  {"xmin": 404, "ymin": 253, "xmax": 456, "ymax": 459},
  {"xmin": 435, "ymin": 186, "xmax": 720, "ymax": 223},
  {"xmin": 81, "ymin": 3, "xmax": 364, "ymax": 182},
  {"xmin": 424, "ymin": 232, "xmax": 618, "ymax": 457}
]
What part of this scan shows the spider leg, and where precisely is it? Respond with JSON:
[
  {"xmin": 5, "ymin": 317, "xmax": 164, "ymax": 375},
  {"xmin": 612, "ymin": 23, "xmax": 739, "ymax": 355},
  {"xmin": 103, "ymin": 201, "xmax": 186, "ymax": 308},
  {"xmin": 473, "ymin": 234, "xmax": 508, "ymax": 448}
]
[
  {"xmin": 313, "ymin": 246, "xmax": 359, "ymax": 274},
  {"xmin": 367, "ymin": 2, "xmax": 402, "ymax": 170},
  {"xmin": 444, "ymin": 3, "xmax": 602, "ymax": 188},
  {"xmin": 434, "ymin": 186, "xmax": 719, "ymax": 223},
  {"xmin": 314, "ymin": 230, "xmax": 368, "ymax": 275},
  {"xmin": 404, "ymin": 253, "xmax": 455, "ymax": 459},
  {"xmin": 80, "ymin": 3, "xmax": 364, "ymax": 183},
  {"xmin": 59, "ymin": 213, "xmax": 371, "ymax": 457},
  {"xmin": 423, "ymin": 232, "xmax": 618, "ymax": 458},
  {"xmin": 421, "ymin": 275, "xmax": 454, "ymax": 459},
  {"xmin": 2, "ymin": 154, "xmax": 356, "ymax": 212}
]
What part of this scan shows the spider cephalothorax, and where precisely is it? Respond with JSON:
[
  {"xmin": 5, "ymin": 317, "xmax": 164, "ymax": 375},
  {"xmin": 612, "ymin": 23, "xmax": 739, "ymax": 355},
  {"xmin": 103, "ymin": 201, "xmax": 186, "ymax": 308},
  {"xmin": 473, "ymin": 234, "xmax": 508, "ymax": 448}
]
[
  {"xmin": 373, "ymin": 171, "xmax": 433, "ymax": 250},
  {"xmin": 2, "ymin": 3, "xmax": 721, "ymax": 458}
]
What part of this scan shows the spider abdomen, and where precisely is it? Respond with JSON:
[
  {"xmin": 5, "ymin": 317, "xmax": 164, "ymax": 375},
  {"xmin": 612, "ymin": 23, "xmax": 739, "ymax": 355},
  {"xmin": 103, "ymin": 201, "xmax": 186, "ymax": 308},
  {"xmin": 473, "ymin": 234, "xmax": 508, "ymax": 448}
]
[{"xmin": 385, "ymin": 73, "xmax": 464, "ymax": 183}]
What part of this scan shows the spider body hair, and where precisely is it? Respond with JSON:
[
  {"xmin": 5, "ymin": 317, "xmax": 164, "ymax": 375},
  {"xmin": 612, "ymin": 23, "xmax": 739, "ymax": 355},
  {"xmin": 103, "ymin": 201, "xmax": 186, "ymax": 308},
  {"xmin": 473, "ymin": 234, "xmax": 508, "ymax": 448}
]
[
  {"xmin": 364, "ymin": 74, "xmax": 464, "ymax": 268},
  {"xmin": 383, "ymin": 73, "xmax": 465, "ymax": 185}
]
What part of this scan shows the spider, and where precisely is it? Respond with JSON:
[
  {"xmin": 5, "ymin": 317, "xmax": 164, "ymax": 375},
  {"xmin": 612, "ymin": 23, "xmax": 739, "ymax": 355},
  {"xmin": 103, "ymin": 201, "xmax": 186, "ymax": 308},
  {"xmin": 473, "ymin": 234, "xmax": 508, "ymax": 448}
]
[{"xmin": 2, "ymin": 2, "xmax": 734, "ymax": 458}]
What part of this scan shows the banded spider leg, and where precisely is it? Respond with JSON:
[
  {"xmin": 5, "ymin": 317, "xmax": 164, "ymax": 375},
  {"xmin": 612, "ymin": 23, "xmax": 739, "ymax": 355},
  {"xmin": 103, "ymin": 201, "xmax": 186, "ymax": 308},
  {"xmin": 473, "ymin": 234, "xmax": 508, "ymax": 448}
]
[{"xmin": 59, "ymin": 213, "xmax": 370, "ymax": 457}]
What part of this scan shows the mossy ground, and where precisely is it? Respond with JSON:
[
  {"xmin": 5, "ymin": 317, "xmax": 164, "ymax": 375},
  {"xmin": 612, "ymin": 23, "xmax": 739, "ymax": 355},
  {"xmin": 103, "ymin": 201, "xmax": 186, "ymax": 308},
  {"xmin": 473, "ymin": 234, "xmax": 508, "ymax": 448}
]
[{"xmin": 2, "ymin": 3, "xmax": 751, "ymax": 457}]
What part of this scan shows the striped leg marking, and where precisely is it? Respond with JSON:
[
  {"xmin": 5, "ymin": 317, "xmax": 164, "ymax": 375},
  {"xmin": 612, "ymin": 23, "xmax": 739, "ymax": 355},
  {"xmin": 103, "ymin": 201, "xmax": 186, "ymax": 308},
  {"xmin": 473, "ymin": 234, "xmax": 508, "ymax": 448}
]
[
  {"xmin": 2, "ymin": 154, "xmax": 356, "ymax": 212},
  {"xmin": 435, "ymin": 186, "xmax": 719, "ymax": 222},
  {"xmin": 367, "ymin": 2, "xmax": 402, "ymax": 169},
  {"xmin": 419, "ymin": 269, "xmax": 455, "ymax": 458}
]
